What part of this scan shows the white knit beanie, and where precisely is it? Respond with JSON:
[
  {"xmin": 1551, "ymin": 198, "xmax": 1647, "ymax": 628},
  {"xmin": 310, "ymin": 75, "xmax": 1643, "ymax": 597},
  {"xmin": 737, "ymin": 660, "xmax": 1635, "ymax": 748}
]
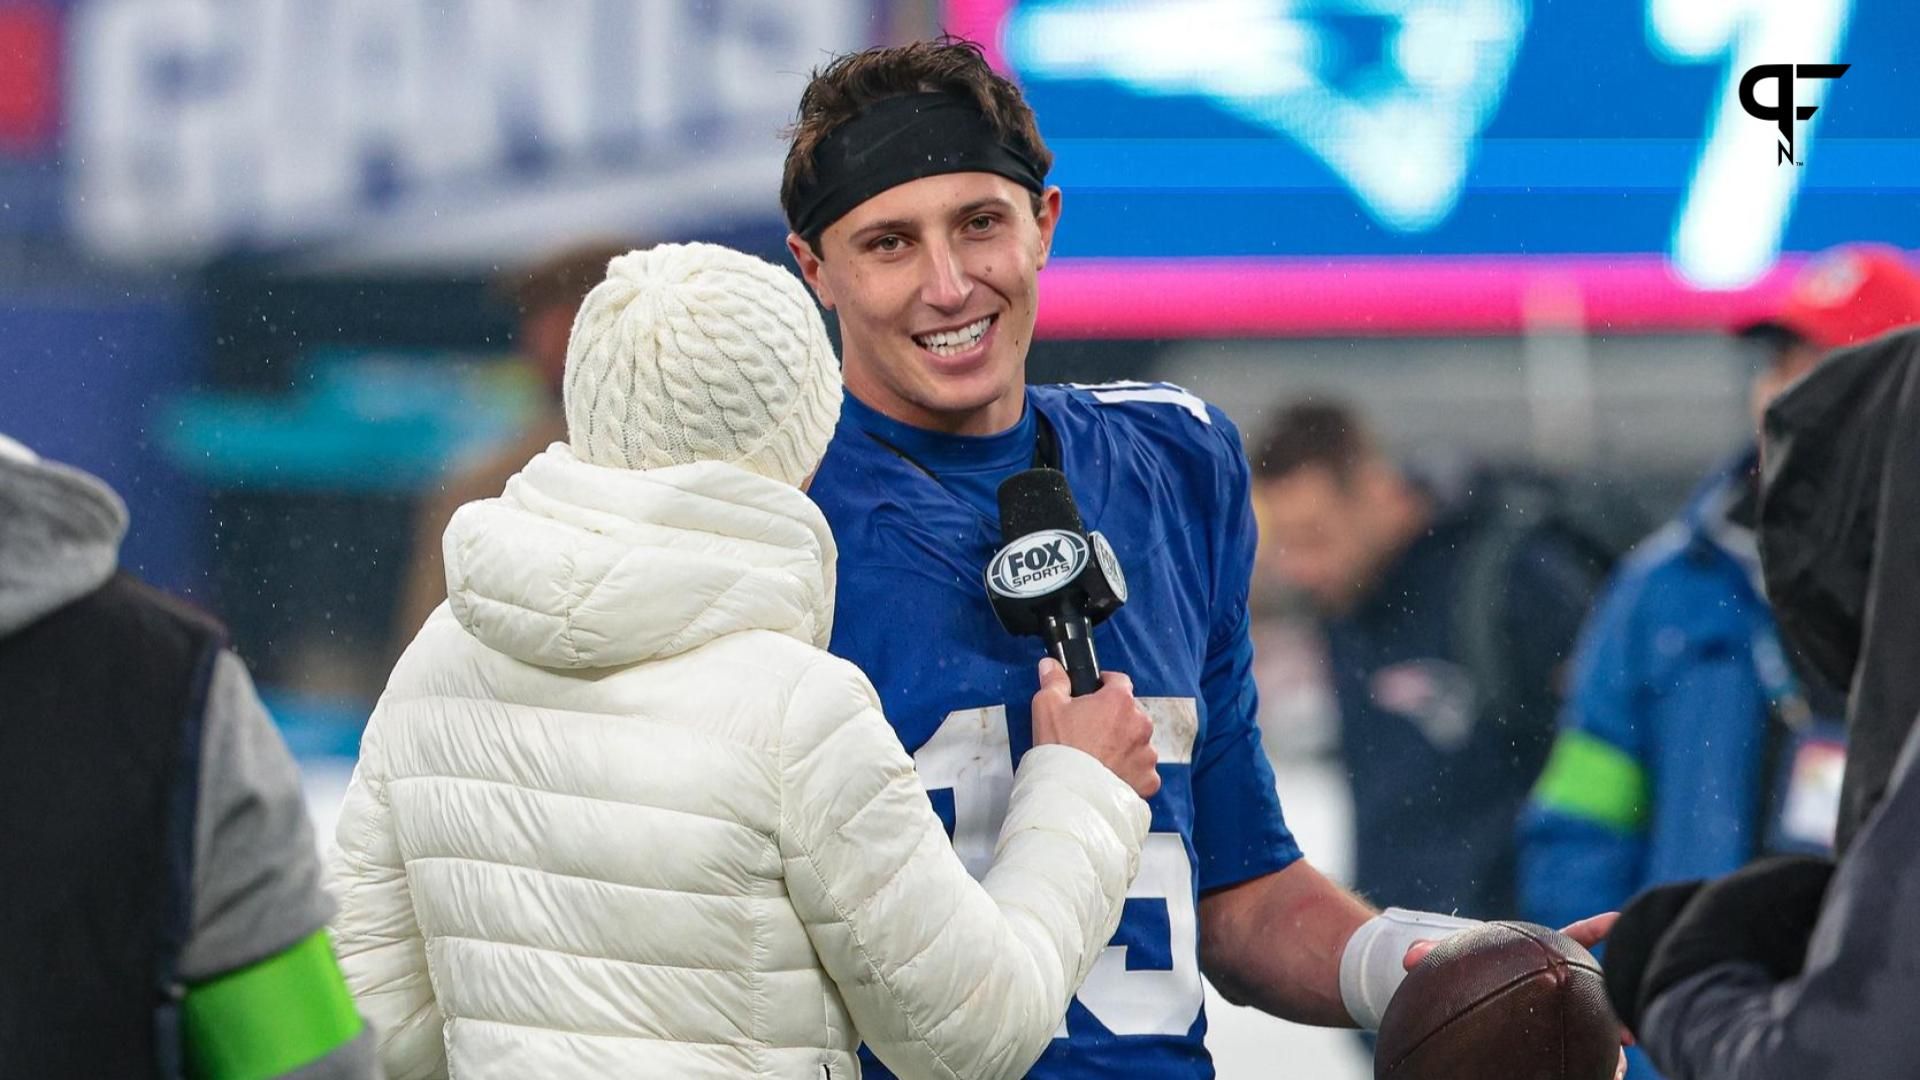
[{"xmin": 562, "ymin": 242, "xmax": 842, "ymax": 487}]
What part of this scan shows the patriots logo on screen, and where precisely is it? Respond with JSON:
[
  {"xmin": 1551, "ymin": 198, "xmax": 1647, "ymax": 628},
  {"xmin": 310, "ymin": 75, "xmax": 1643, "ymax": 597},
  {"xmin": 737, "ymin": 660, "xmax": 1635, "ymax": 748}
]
[{"xmin": 1002, "ymin": 0, "xmax": 1526, "ymax": 231}]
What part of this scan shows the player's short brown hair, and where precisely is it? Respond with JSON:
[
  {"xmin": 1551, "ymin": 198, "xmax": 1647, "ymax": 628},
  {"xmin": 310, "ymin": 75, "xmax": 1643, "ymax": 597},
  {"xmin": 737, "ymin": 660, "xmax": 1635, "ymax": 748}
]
[
  {"xmin": 780, "ymin": 37, "xmax": 1053, "ymax": 247},
  {"xmin": 1251, "ymin": 399, "xmax": 1378, "ymax": 487}
]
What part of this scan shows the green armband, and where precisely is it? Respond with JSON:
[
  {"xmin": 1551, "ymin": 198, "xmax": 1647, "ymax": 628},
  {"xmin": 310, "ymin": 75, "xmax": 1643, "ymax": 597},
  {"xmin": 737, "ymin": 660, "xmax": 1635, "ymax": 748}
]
[
  {"xmin": 1532, "ymin": 729, "xmax": 1651, "ymax": 832},
  {"xmin": 182, "ymin": 930, "xmax": 365, "ymax": 1080}
]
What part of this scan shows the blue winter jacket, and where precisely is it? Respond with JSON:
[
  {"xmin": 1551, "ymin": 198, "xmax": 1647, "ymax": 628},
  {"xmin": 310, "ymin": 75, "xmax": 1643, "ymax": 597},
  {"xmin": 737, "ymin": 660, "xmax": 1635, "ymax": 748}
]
[{"xmin": 1518, "ymin": 450, "xmax": 1781, "ymax": 931}]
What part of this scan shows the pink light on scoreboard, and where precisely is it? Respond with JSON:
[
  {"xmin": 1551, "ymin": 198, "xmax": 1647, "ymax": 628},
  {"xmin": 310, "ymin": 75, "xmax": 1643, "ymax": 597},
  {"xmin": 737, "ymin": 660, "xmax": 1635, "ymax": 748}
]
[
  {"xmin": 943, "ymin": 0, "xmax": 1014, "ymax": 72},
  {"xmin": 1033, "ymin": 254, "xmax": 1807, "ymax": 339},
  {"xmin": 0, "ymin": 2, "xmax": 60, "ymax": 154}
]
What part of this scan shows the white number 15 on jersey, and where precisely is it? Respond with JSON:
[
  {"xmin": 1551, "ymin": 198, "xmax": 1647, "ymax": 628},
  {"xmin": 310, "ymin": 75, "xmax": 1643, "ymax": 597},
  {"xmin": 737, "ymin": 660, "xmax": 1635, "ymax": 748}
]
[{"xmin": 913, "ymin": 699, "xmax": 1203, "ymax": 1038}]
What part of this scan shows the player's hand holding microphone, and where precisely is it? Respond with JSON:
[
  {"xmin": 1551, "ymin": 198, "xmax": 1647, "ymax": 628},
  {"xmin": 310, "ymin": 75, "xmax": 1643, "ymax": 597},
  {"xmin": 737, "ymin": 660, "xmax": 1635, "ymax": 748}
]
[{"xmin": 986, "ymin": 466, "xmax": 1157, "ymax": 798}]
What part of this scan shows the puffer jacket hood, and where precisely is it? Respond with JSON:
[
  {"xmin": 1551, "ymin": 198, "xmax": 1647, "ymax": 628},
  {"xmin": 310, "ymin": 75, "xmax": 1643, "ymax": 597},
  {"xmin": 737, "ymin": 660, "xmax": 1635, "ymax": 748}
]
[
  {"xmin": 0, "ymin": 434, "xmax": 127, "ymax": 637},
  {"xmin": 441, "ymin": 443, "xmax": 836, "ymax": 669}
]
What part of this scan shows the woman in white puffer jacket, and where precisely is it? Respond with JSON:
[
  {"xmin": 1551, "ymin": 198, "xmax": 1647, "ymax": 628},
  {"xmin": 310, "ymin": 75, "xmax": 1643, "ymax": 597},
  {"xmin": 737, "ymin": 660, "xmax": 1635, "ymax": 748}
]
[{"xmin": 327, "ymin": 243, "xmax": 1155, "ymax": 1080}]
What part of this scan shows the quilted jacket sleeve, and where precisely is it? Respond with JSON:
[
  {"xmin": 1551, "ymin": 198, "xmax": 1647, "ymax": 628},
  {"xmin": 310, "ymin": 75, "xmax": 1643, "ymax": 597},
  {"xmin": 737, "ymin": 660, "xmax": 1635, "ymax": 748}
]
[
  {"xmin": 328, "ymin": 720, "xmax": 448, "ymax": 1080},
  {"xmin": 778, "ymin": 657, "xmax": 1150, "ymax": 1080}
]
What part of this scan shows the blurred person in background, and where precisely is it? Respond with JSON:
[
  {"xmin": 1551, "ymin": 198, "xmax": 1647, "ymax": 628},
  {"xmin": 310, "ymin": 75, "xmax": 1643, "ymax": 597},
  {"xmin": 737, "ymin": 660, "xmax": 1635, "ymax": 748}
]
[
  {"xmin": 1247, "ymin": 595, "xmax": 1345, "ymax": 763},
  {"xmin": 0, "ymin": 434, "xmax": 371, "ymax": 1079},
  {"xmin": 390, "ymin": 238, "xmax": 635, "ymax": 652},
  {"xmin": 1518, "ymin": 244, "xmax": 1920, "ymax": 1077},
  {"xmin": 328, "ymin": 243, "xmax": 1160, "ymax": 1080},
  {"xmin": 781, "ymin": 37, "xmax": 1618, "ymax": 1078},
  {"xmin": 1601, "ymin": 324, "xmax": 1920, "ymax": 1078},
  {"xmin": 1253, "ymin": 399, "xmax": 1629, "ymax": 922}
]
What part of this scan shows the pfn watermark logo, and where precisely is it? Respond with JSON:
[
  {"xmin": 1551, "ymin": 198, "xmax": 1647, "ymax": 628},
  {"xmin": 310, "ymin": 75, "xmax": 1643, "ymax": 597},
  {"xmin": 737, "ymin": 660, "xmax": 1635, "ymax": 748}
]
[{"xmin": 1739, "ymin": 64, "xmax": 1850, "ymax": 166}]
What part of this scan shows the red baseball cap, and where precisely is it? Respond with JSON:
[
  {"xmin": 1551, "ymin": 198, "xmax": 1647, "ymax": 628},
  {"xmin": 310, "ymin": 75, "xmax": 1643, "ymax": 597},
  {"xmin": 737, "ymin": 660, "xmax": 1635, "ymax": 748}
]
[{"xmin": 1741, "ymin": 245, "xmax": 1920, "ymax": 350}]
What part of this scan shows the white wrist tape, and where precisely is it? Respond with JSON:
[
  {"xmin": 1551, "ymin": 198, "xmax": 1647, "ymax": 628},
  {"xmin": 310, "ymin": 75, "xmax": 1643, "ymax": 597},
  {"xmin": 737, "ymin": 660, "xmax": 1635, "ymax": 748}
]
[{"xmin": 1338, "ymin": 907, "xmax": 1483, "ymax": 1030}]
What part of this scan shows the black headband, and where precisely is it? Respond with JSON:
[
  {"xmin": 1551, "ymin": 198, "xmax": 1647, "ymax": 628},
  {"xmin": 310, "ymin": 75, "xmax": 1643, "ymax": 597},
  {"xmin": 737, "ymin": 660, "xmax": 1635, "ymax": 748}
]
[{"xmin": 788, "ymin": 91, "xmax": 1047, "ymax": 242}]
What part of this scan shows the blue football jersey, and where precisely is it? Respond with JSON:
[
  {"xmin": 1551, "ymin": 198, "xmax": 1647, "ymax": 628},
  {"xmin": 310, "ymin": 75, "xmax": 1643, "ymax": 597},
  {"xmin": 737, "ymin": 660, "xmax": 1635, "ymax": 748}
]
[{"xmin": 810, "ymin": 382, "xmax": 1303, "ymax": 1079}]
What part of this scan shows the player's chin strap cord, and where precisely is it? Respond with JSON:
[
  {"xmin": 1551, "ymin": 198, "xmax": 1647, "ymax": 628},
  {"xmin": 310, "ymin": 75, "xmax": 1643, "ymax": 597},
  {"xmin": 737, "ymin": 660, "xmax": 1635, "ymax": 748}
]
[{"xmin": 1339, "ymin": 907, "xmax": 1484, "ymax": 1030}]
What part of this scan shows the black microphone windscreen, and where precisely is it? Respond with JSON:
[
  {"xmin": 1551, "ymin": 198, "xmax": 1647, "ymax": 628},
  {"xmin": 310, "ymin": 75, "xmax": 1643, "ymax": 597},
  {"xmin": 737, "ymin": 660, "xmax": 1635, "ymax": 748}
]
[{"xmin": 998, "ymin": 468, "xmax": 1084, "ymax": 542}]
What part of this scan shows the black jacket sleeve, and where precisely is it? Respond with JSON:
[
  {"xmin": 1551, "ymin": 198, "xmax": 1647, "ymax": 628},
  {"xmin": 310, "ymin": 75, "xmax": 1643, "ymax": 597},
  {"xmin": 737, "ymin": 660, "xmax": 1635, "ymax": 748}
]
[{"xmin": 1641, "ymin": 712, "xmax": 1920, "ymax": 1079}]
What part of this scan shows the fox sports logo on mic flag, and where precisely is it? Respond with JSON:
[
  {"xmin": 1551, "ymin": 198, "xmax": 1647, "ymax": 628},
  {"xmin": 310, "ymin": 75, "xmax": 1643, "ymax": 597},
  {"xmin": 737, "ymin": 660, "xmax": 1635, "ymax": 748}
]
[{"xmin": 988, "ymin": 530, "xmax": 1090, "ymax": 598}]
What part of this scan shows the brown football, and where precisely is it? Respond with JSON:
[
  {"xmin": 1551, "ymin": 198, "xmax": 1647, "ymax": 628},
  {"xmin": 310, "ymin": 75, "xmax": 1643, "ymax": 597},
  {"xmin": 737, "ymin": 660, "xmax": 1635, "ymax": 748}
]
[{"xmin": 1373, "ymin": 921, "xmax": 1619, "ymax": 1080}]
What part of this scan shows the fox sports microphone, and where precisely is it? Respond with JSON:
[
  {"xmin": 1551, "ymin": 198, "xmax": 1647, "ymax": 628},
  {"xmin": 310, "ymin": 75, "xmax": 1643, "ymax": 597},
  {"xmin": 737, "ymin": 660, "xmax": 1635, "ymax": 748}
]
[{"xmin": 984, "ymin": 468, "xmax": 1128, "ymax": 696}]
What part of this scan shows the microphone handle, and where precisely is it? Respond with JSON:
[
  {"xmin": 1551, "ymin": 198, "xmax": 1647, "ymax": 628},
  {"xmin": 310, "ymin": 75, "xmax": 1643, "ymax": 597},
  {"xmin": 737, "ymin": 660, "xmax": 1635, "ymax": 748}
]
[{"xmin": 1043, "ymin": 610, "xmax": 1103, "ymax": 697}]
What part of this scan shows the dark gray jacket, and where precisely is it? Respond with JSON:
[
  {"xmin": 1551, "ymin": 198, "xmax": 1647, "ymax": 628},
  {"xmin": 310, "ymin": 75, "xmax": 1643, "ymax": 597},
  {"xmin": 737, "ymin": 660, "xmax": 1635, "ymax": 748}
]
[
  {"xmin": 1643, "ymin": 715, "xmax": 1920, "ymax": 1077},
  {"xmin": 0, "ymin": 433, "xmax": 375, "ymax": 1078},
  {"xmin": 1643, "ymin": 327, "xmax": 1920, "ymax": 1078}
]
